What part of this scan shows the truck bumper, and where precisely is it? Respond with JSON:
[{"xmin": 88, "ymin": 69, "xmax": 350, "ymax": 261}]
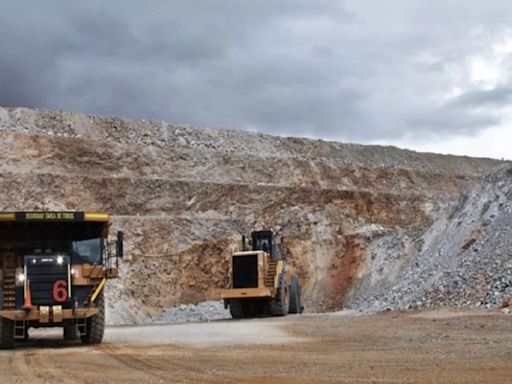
[
  {"xmin": 0, "ymin": 307, "xmax": 98, "ymax": 322},
  {"xmin": 221, "ymin": 287, "xmax": 274, "ymax": 299}
]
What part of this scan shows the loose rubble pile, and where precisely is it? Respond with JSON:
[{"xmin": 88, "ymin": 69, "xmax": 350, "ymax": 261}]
[
  {"xmin": 149, "ymin": 301, "xmax": 230, "ymax": 324},
  {"xmin": 348, "ymin": 165, "xmax": 512, "ymax": 313}
]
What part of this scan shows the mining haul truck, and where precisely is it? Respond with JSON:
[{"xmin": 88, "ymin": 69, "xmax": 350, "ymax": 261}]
[
  {"xmin": 221, "ymin": 230, "xmax": 303, "ymax": 319},
  {"xmin": 0, "ymin": 211, "xmax": 123, "ymax": 349}
]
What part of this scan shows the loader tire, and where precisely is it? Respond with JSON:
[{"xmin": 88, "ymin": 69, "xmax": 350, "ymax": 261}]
[
  {"xmin": 269, "ymin": 274, "xmax": 290, "ymax": 316},
  {"xmin": 288, "ymin": 275, "xmax": 302, "ymax": 314},
  {"xmin": 229, "ymin": 300, "xmax": 245, "ymax": 319},
  {"xmin": 0, "ymin": 318, "xmax": 14, "ymax": 349},
  {"xmin": 64, "ymin": 324, "xmax": 78, "ymax": 341},
  {"xmin": 81, "ymin": 293, "xmax": 105, "ymax": 345}
]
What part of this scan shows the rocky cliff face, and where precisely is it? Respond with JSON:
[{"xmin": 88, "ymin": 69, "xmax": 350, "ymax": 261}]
[
  {"xmin": 0, "ymin": 107, "xmax": 503, "ymax": 324},
  {"xmin": 348, "ymin": 164, "xmax": 512, "ymax": 313}
]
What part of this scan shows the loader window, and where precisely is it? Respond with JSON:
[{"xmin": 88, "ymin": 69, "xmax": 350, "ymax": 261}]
[
  {"xmin": 260, "ymin": 239, "xmax": 270, "ymax": 253},
  {"xmin": 251, "ymin": 230, "xmax": 275, "ymax": 257}
]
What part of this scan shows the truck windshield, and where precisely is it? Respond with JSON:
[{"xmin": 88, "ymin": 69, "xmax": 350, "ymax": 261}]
[{"xmin": 71, "ymin": 237, "xmax": 102, "ymax": 265}]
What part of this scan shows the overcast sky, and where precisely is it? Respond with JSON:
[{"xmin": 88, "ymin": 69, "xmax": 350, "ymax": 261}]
[{"xmin": 1, "ymin": 1, "xmax": 511, "ymax": 159}]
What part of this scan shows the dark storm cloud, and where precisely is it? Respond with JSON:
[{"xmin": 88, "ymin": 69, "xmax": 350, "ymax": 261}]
[{"xmin": 1, "ymin": 0, "xmax": 512, "ymax": 142}]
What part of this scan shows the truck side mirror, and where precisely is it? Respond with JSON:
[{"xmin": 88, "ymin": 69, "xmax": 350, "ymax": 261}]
[{"xmin": 116, "ymin": 231, "xmax": 124, "ymax": 259}]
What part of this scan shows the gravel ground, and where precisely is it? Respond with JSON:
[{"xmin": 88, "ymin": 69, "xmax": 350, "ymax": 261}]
[{"xmin": 2, "ymin": 311, "xmax": 512, "ymax": 384}]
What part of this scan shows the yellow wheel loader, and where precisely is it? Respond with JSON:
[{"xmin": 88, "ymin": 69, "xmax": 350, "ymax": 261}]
[{"xmin": 221, "ymin": 230, "xmax": 303, "ymax": 319}]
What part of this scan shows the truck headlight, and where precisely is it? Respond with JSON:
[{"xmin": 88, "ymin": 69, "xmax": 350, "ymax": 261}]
[
  {"xmin": 57, "ymin": 256, "xmax": 64, "ymax": 265},
  {"xmin": 17, "ymin": 273, "xmax": 25, "ymax": 283}
]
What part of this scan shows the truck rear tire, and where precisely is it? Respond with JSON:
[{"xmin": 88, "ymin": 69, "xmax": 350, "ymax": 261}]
[
  {"xmin": 269, "ymin": 274, "xmax": 290, "ymax": 316},
  {"xmin": 229, "ymin": 300, "xmax": 245, "ymax": 319},
  {"xmin": 288, "ymin": 275, "xmax": 302, "ymax": 314},
  {"xmin": 0, "ymin": 318, "xmax": 14, "ymax": 349},
  {"xmin": 81, "ymin": 293, "xmax": 105, "ymax": 345},
  {"xmin": 64, "ymin": 324, "xmax": 78, "ymax": 341}
]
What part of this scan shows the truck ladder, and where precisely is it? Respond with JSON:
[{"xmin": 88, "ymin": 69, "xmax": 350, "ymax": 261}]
[
  {"xmin": 2, "ymin": 255, "xmax": 17, "ymax": 310},
  {"xmin": 14, "ymin": 321, "xmax": 26, "ymax": 340},
  {"xmin": 76, "ymin": 318, "xmax": 87, "ymax": 337}
]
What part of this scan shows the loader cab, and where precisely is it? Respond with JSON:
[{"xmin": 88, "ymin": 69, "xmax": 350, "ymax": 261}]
[{"xmin": 251, "ymin": 230, "xmax": 283, "ymax": 261}]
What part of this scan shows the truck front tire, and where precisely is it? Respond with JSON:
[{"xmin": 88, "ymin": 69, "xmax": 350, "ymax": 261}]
[
  {"xmin": 81, "ymin": 293, "xmax": 105, "ymax": 345},
  {"xmin": 0, "ymin": 318, "xmax": 14, "ymax": 349},
  {"xmin": 64, "ymin": 324, "xmax": 78, "ymax": 341}
]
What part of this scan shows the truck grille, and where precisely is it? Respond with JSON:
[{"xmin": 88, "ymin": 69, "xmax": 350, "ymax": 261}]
[
  {"xmin": 25, "ymin": 255, "xmax": 70, "ymax": 307},
  {"xmin": 232, "ymin": 255, "xmax": 258, "ymax": 289}
]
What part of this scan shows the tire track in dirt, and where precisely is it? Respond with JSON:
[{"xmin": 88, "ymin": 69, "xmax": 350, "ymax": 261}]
[
  {"xmin": 8, "ymin": 351, "xmax": 40, "ymax": 384},
  {"xmin": 5, "ymin": 346, "xmax": 98, "ymax": 384},
  {"xmin": 101, "ymin": 344, "xmax": 235, "ymax": 384},
  {"xmin": 101, "ymin": 344, "xmax": 193, "ymax": 382},
  {"xmin": 28, "ymin": 350, "xmax": 96, "ymax": 384}
]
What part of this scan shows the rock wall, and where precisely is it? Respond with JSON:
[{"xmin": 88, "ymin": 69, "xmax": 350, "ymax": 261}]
[
  {"xmin": 0, "ymin": 107, "xmax": 504, "ymax": 324},
  {"xmin": 348, "ymin": 164, "xmax": 512, "ymax": 313}
]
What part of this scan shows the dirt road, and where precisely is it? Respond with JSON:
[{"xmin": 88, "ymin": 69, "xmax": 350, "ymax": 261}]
[{"xmin": 1, "ymin": 311, "xmax": 512, "ymax": 383}]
